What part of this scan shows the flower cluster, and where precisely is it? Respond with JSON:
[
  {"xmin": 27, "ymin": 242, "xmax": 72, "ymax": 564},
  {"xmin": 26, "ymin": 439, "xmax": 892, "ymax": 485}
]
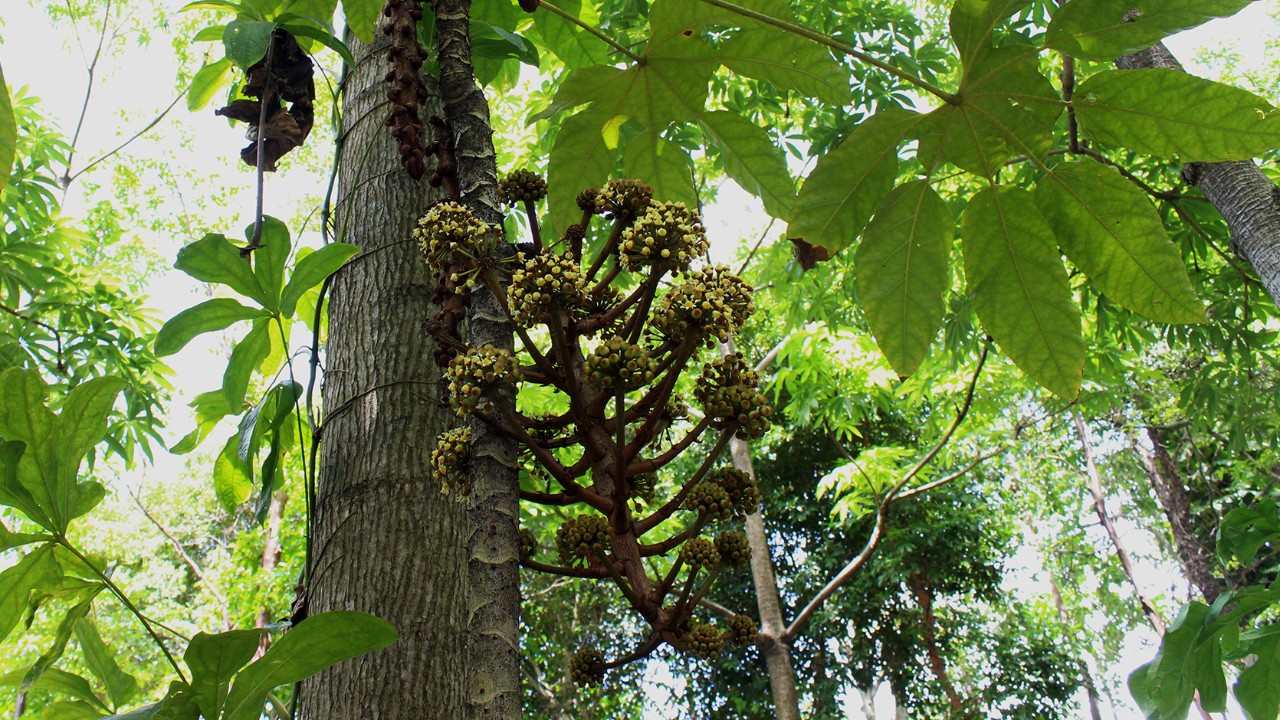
[
  {"xmin": 708, "ymin": 467, "xmax": 760, "ymax": 518},
  {"xmin": 585, "ymin": 335, "xmax": 656, "ymax": 392},
  {"xmin": 445, "ymin": 346, "xmax": 521, "ymax": 415},
  {"xmin": 653, "ymin": 265, "xmax": 755, "ymax": 345},
  {"xmin": 508, "ymin": 250, "xmax": 586, "ymax": 326},
  {"xmin": 414, "ymin": 201, "xmax": 493, "ymax": 270},
  {"xmin": 685, "ymin": 480, "xmax": 733, "ymax": 521},
  {"xmin": 594, "ymin": 178, "xmax": 652, "ymax": 223},
  {"xmin": 430, "ymin": 426, "xmax": 472, "ymax": 494},
  {"xmin": 556, "ymin": 513, "xmax": 611, "ymax": 566},
  {"xmin": 694, "ymin": 354, "xmax": 772, "ymax": 439},
  {"xmin": 498, "ymin": 168, "xmax": 547, "ymax": 206},
  {"xmin": 619, "ymin": 202, "xmax": 709, "ymax": 272},
  {"xmin": 714, "ymin": 531, "xmax": 750, "ymax": 569},
  {"xmin": 570, "ymin": 648, "xmax": 605, "ymax": 686},
  {"xmin": 685, "ymin": 623, "xmax": 725, "ymax": 658},
  {"xmin": 680, "ymin": 536, "xmax": 720, "ymax": 569}
]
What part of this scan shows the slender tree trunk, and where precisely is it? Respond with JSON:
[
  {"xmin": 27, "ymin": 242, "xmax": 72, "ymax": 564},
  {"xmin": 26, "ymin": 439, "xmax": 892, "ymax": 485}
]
[
  {"xmin": 1116, "ymin": 43, "xmax": 1280, "ymax": 308},
  {"xmin": 909, "ymin": 574, "xmax": 966, "ymax": 716},
  {"xmin": 298, "ymin": 28, "xmax": 469, "ymax": 720},
  {"xmin": 255, "ymin": 490, "xmax": 287, "ymax": 657},
  {"xmin": 730, "ymin": 435, "xmax": 802, "ymax": 720},
  {"xmin": 1130, "ymin": 426, "xmax": 1221, "ymax": 603},
  {"xmin": 432, "ymin": 2, "xmax": 520, "ymax": 717},
  {"xmin": 1047, "ymin": 574, "xmax": 1104, "ymax": 720}
]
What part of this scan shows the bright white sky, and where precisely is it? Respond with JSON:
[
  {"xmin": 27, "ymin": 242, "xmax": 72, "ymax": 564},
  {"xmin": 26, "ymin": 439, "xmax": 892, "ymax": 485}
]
[{"xmin": 2, "ymin": 2, "xmax": 1278, "ymax": 718}]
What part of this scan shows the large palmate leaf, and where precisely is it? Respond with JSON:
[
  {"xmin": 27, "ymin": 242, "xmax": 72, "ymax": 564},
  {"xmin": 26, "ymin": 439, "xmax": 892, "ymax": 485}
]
[
  {"xmin": 698, "ymin": 111, "xmax": 795, "ymax": 219},
  {"xmin": 546, "ymin": 109, "xmax": 617, "ymax": 234},
  {"xmin": 533, "ymin": 0, "xmax": 612, "ymax": 68},
  {"xmin": 623, "ymin": 130, "xmax": 697, "ymax": 207},
  {"xmin": 0, "ymin": 63, "xmax": 15, "ymax": 194},
  {"xmin": 961, "ymin": 186, "xmax": 1083, "ymax": 399},
  {"xmin": 1046, "ymin": 0, "xmax": 1254, "ymax": 60},
  {"xmin": 717, "ymin": 27, "xmax": 852, "ymax": 105},
  {"xmin": 1074, "ymin": 69, "xmax": 1280, "ymax": 161},
  {"xmin": 1035, "ymin": 161, "xmax": 1204, "ymax": 324},
  {"xmin": 917, "ymin": 45, "xmax": 1063, "ymax": 176},
  {"xmin": 856, "ymin": 181, "xmax": 954, "ymax": 376},
  {"xmin": 787, "ymin": 109, "xmax": 922, "ymax": 257},
  {"xmin": 221, "ymin": 612, "xmax": 397, "ymax": 720},
  {"xmin": 1235, "ymin": 628, "xmax": 1280, "ymax": 720},
  {"xmin": 649, "ymin": 0, "xmax": 795, "ymax": 44},
  {"xmin": 949, "ymin": 0, "xmax": 1033, "ymax": 62}
]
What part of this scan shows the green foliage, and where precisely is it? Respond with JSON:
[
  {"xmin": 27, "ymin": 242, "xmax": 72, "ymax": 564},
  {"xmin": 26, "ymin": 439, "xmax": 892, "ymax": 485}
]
[
  {"xmin": 0, "ymin": 63, "xmax": 15, "ymax": 195},
  {"xmin": 1045, "ymin": 0, "xmax": 1255, "ymax": 60}
]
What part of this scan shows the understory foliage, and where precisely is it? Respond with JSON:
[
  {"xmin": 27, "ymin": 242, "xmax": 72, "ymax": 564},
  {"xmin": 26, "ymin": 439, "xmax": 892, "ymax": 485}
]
[{"xmin": 3, "ymin": 0, "xmax": 1280, "ymax": 718}]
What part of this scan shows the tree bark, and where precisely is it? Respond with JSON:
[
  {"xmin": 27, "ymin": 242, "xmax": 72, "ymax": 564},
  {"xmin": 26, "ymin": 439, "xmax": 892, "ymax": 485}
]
[
  {"xmin": 1131, "ymin": 426, "xmax": 1221, "ymax": 604},
  {"xmin": 1116, "ymin": 43, "xmax": 1280, "ymax": 308},
  {"xmin": 432, "ymin": 2, "xmax": 520, "ymax": 718},
  {"xmin": 298, "ymin": 28, "xmax": 469, "ymax": 720}
]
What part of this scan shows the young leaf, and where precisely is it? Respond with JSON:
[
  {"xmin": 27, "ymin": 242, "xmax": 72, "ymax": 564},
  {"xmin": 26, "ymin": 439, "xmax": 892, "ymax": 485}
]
[
  {"xmin": 857, "ymin": 181, "xmax": 954, "ymax": 377},
  {"xmin": 0, "ymin": 63, "xmax": 16, "ymax": 194},
  {"xmin": 74, "ymin": 618, "xmax": 138, "ymax": 709},
  {"xmin": 547, "ymin": 109, "xmax": 616, "ymax": 235},
  {"xmin": 623, "ymin": 130, "xmax": 697, "ymax": 208},
  {"xmin": 961, "ymin": 185, "xmax": 1083, "ymax": 399},
  {"xmin": 188, "ymin": 58, "xmax": 234, "ymax": 112},
  {"xmin": 213, "ymin": 436, "xmax": 252, "ymax": 512},
  {"xmin": 221, "ymin": 612, "xmax": 398, "ymax": 720},
  {"xmin": 155, "ymin": 299, "xmax": 265, "ymax": 356},
  {"xmin": 222, "ymin": 319, "xmax": 272, "ymax": 411},
  {"xmin": 698, "ymin": 111, "xmax": 796, "ymax": 219},
  {"xmin": 533, "ymin": 0, "xmax": 610, "ymax": 68},
  {"xmin": 1035, "ymin": 161, "xmax": 1204, "ymax": 324},
  {"xmin": 717, "ymin": 27, "xmax": 852, "ymax": 105},
  {"xmin": 175, "ymin": 234, "xmax": 270, "ymax": 307},
  {"xmin": 249, "ymin": 217, "xmax": 292, "ymax": 314},
  {"xmin": 184, "ymin": 629, "xmax": 263, "ymax": 720},
  {"xmin": 1235, "ymin": 628, "xmax": 1280, "ymax": 720},
  {"xmin": 0, "ymin": 544, "xmax": 61, "ymax": 645},
  {"xmin": 223, "ymin": 20, "xmax": 277, "ymax": 70},
  {"xmin": 280, "ymin": 242, "xmax": 359, "ymax": 317},
  {"xmin": 787, "ymin": 109, "xmax": 921, "ymax": 257},
  {"xmin": 1046, "ymin": 0, "xmax": 1254, "ymax": 60},
  {"xmin": 1075, "ymin": 69, "xmax": 1280, "ymax": 161},
  {"xmin": 341, "ymin": 0, "xmax": 379, "ymax": 43},
  {"xmin": 170, "ymin": 391, "xmax": 234, "ymax": 455}
]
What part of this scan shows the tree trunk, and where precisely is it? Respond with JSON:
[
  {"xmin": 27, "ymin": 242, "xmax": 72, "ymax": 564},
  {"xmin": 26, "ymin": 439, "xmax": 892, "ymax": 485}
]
[
  {"xmin": 1131, "ymin": 426, "xmax": 1221, "ymax": 603},
  {"xmin": 298, "ymin": 28, "xmax": 469, "ymax": 720},
  {"xmin": 1047, "ymin": 573, "xmax": 1104, "ymax": 720},
  {"xmin": 1116, "ymin": 43, "xmax": 1280, "ymax": 309}
]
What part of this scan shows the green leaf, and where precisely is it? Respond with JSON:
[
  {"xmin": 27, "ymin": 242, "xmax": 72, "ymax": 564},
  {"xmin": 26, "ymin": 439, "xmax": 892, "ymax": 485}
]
[
  {"xmin": 175, "ymin": 234, "xmax": 270, "ymax": 307},
  {"xmin": 340, "ymin": 0, "xmax": 379, "ymax": 43},
  {"xmin": 221, "ymin": 612, "xmax": 397, "ymax": 720},
  {"xmin": 1, "ymin": 518, "xmax": 49, "ymax": 552},
  {"xmin": 18, "ymin": 595, "xmax": 97, "ymax": 710},
  {"xmin": 184, "ymin": 629, "xmax": 263, "ymax": 720},
  {"xmin": 1075, "ymin": 69, "xmax": 1280, "ymax": 161},
  {"xmin": 917, "ymin": 45, "xmax": 1062, "ymax": 176},
  {"xmin": 473, "ymin": 23, "xmax": 540, "ymax": 67},
  {"xmin": 281, "ymin": 22, "xmax": 354, "ymax": 66},
  {"xmin": 857, "ymin": 181, "xmax": 954, "ymax": 377},
  {"xmin": 622, "ymin": 130, "xmax": 697, "ymax": 207},
  {"xmin": 0, "ymin": 544, "xmax": 61, "ymax": 645},
  {"xmin": 698, "ymin": 111, "xmax": 795, "ymax": 219},
  {"xmin": 280, "ymin": 243, "xmax": 359, "ymax": 317},
  {"xmin": 75, "ymin": 618, "xmax": 137, "ymax": 709},
  {"xmin": 222, "ymin": 319, "xmax": 272, "ymax": 411},
  {"xmin": 0, "ymin": 63, "xmax": 16, "ymax": 194},
  {"xmin": 717, "ymin": 27, "xmax": 852, "ymax": 105},
  {"xmin": 39, "ymin": 700, "xmax": 105, "ymax": 719},
  {"xmin": 248, "ymin": 217, "xmax": 291, "ymax": 314},
  {"xmin": 0, "ymin": 668, "xmax": 108, "ymax": 713},
  {"xmin": 1034, "ymin": 161, "xmax": 1204, "ymax": 324},
  {"xmin": 787, "ymin": 109, "xmax": 921, "ymax": 256},
  {"xmin": 239, "ymin": 382, "xmax": 301, "ymax": 523},
  {"xmin": 223, "ymin": 20, "xmax": 276, "ymax": 69},
  {"xmin": 961, "ymin": 185, "xmax": 1083, "ymax": 399},
  {"xmin": 1218, "ymin": 500, "xmax": 1280, "ymax": 565},
  {"xmin": 1236, "ymin": 628, "xmax": 1280, "ymax": 720},
  {"xmin": 188, "ymin": 58, "xmax": 234, "ymax": 111},
  {"xmin": 1046, "ymin": 0, "xmax": 1254, "ymax": 59},
  {"xmin": 949, "ymin": 0, "xmax": 1032, "ymax": 62},
  {"xmin": 155, "ymin": 299, "xmax": 265, "ymax": 356},
  {"xmin": 547, "ymin": 109, "xmax": 617, "ymax": 235},
  {"xmin": 0, "ymin": 440, "xmax": 51, "ymax": 530},
  {"xmin": 533, "ymin": 0, "xmax": 611, "ymax": 68},
  {"xmin": 180, "ymin": 1, "xmax": 252, "ymax": 16},
  {"xmin": 170, "ymin": 392, "xmax": 234, "ymax": 455},
  {"xmin": 1145, "ymin": 602, "xmax": 1210, "ymax": 719},
  {"xmin": 213, "ymin": 436, "xmax": 252, "ymax": 512}
]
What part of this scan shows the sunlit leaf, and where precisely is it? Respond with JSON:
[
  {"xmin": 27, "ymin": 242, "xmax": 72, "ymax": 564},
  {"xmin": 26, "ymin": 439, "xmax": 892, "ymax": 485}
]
[
  {"xmin": 223, "ymin": 20, "xmax": 276, "ymax": 69},
  {"xmin": 188, "ymin": 58, "xmax": 234, "ymax": 111},
  {"xmin": 698, "ymin": 110, "xmax": 795, "ymax": 219},
  {"xmin": 857, "ymin": 181, "xmax": 953, "ymax": 376},
  {"xmin": 949, "ymin": 0, "xmax": 1032, "ymax": 62},
  {"xmin": 0, "ymin": 63, "xmax": 16, "ymax": 194},
  {"xmin": 533, "ymin": 0, "xmax": 611, "ymax": 68},
  {"xmin": 717, "ymin": 27, "xmax": 852, "ymax": 105},
  {"xmin": 155, "ymin": 299, "xmax": 265, "ymax": 356},
  {"xmin": 340, "ymin": 0, "xmax": 379, "ymax": 44},
  {"xmin": 213, "ymin": 436, "xmax": 251, "ymax": 512},
  {"xmin": 961, "ymin": 185, "xmax": 1083, "ymax": 399},
  {"xmin": 547, "ymin": 109, "xmax": 616, "ymax": 235},
  {"xmin": 0, "ymin": 544, "xmax": 60, "ymax": 645},
  {"xmin": 623, "ymin": 130, "xmax": 697, "ymax": 207},
  {"xmin": 185, "ymin": 629, "xmax": 263, "ymax": 720},
  {"xmin": 280, "ymin": 242, "xmax": 359, "ymax": 317},
  {"xmin": 175, "ymin": 234, "xmax": 270, "ymax": 307},
  {"xmin": 75, "ymin": 618, "xmax": 138, "ymax": 709},
  {"xmin": 1075, "ymin": 69, "xmax": 1280, "ymax": 161},
  {"xmin": 222, "ymin": 319, "xmax": 271, "ymax": 411},
  {"xmin": 1046, "ymin": 0, "xmax": 1254, "ymax": 59}
]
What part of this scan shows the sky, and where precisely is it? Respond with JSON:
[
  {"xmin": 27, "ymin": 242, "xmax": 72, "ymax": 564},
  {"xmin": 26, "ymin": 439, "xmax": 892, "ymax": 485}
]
[{"xmin": 3, "ymin": 1, "xmax": 1280, "ymax": 717}]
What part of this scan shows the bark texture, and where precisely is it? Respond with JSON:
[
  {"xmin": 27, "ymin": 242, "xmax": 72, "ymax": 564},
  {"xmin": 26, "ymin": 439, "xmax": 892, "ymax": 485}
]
[
  {"xmin": 1117, "ymin": 43, "xmax": 1280, "ymax": 308},
  {"xmin": 433, "ymin": 2, "xmax": 520, "ymax": 717},
  {"xmin": 1133, "ymin": 426, "xmax": 1221, "ymax": 604},
  {"xmin": 298, "ymin": 30, "xmax": 468, "ymax": 720}
]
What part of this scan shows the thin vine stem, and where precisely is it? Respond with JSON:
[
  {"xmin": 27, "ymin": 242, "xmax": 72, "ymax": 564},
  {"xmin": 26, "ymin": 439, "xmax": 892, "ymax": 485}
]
[
  {"xmin": 57, "ymin": 538, "xmax": 188, "ymax": 682},
  {"xmin": 696, "ymin": 0, "xmax": 960, "ymax": 105}
]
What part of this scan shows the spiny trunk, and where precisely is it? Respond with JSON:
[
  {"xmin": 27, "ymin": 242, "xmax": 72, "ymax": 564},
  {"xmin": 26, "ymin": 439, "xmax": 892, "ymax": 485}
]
[
  {"xmin": 1117, "ymin": 43, "xmax": 1280, "ymax": 309},
  {"xmin": 432, "ymin": 2, "xmax": 520, "ymax": 717},
  {"xmin": 730, "ymin": 435, "xmax": 802, "ymax": 720},
  {"xmin": 298, "ymin": 28, "xmax": 468, "ymax": 719},
  {"xmin": 1131, "ymin": 426, "xmax": 1221, "ymax": 603}
]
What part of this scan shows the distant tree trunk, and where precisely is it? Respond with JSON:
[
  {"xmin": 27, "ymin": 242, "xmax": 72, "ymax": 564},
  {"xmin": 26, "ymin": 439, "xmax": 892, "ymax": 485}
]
[
  {"xmin": 1130, "ymin": 426, "xmax": 1221, "ymax": 603},
  {"xmin": 298, "ymin": 27, "xmax": 469, "ymax": 720},
  {"xmin": 255, "ymin": 490, "xmax": 287, "ymax": 657},
  {"xmin": 909, "ymin": 573, "xmax": 966, "ymax": 716},
  {"xmin": 1047, "ymin": 574, "xmax": 1104, "ymax": 720},
  {"xmin": 1117, "ymin": 43, "xmax": 1280, "ymax": 308}
]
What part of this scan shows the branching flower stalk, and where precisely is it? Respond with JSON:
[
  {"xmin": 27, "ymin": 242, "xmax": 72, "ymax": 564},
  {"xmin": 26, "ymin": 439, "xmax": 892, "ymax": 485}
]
[{"xmin": 418, "ymin": 174, "xmax": 771, "ymax": 682}]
